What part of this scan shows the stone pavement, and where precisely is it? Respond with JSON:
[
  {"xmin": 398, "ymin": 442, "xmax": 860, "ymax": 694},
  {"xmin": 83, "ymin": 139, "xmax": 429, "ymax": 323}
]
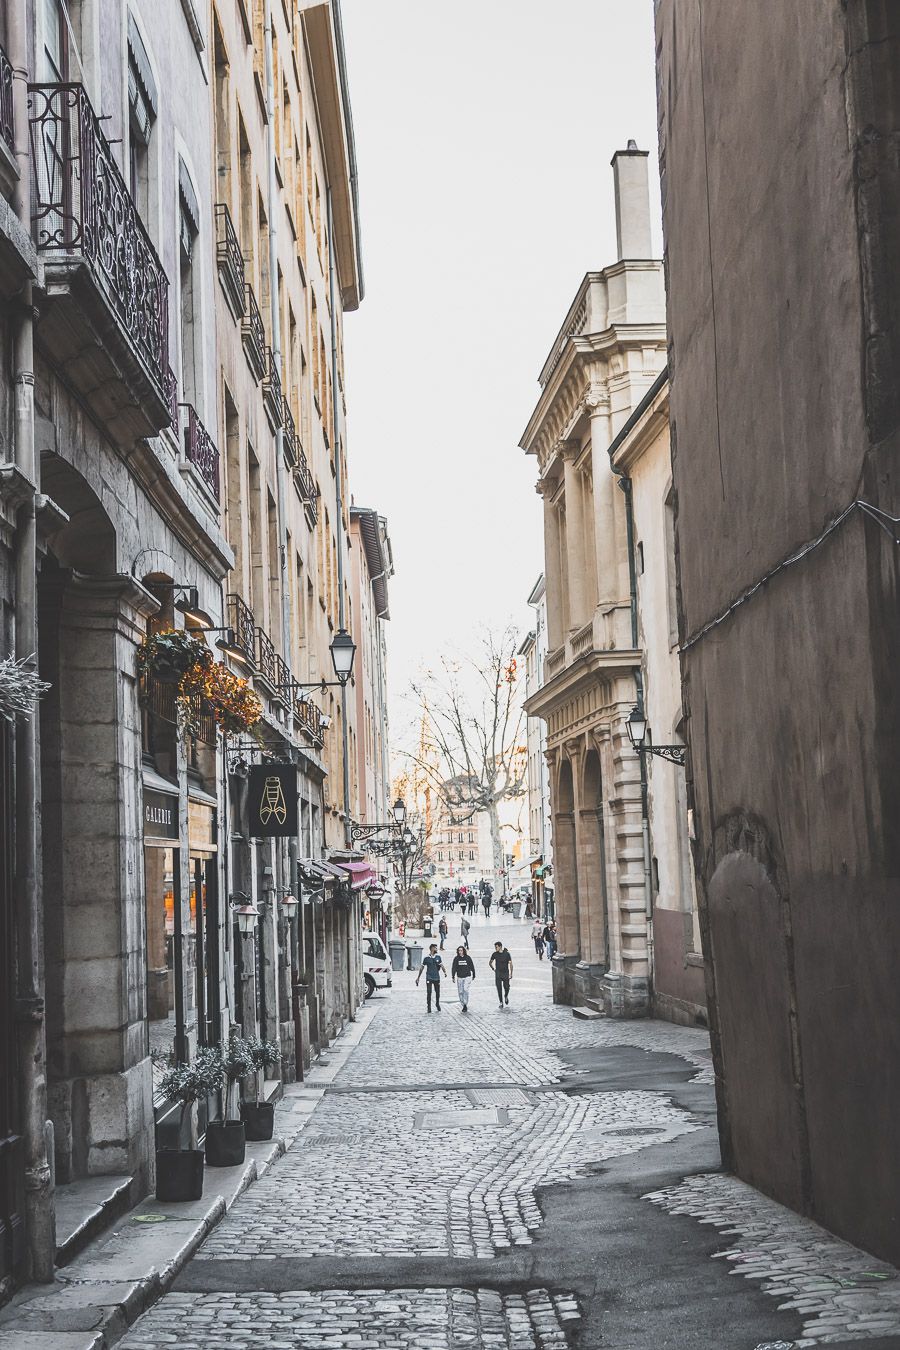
[{"xmin": 113, "ymin": 913, "xmax": 900, "ymax": 1349}]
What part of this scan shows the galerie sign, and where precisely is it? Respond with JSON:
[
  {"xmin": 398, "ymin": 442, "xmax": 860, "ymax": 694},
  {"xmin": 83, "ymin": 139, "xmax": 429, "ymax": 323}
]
[
  {"xmin": 247, "ymin": 763, "xmax": 298, "ymax": 838},
  {"xmin": 144, "ymin": 788, "xmax": 178, "ymax": 839}
]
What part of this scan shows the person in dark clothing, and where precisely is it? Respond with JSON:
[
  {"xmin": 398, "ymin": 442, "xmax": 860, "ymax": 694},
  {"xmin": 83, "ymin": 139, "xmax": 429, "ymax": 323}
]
[
  {"xmin": 489, "ymin": 942, "xmax": 513, "ymax": 1008},
  {"xmin": 451, "ymin": 946, "xmax": 476, "ymax": 1012},
  {"xmin": 438, "ymin": 916, "xmax": 449, "ymax": 949},
  {"xmin": 542, "ymin": 922, "xmax": 557, "ymax": 959},
  {"xmin": 416, "ymin": 944, "xmax": 445, "ymax": 1011},
  {"xmin": 460, "ymin": 915, "xmax": 471, "ymax": 949}
]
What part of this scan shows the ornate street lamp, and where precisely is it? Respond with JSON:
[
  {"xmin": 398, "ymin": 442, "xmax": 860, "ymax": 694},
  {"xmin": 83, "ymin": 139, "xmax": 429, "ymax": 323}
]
[
  {"xmin": 626, "ymin": 704, "xmax": 686, "ymax": 766},
  {"xmin": 329, "ymin": 628, "xmax": 357, "ymax": 686},
  {"xmin": 392, "ymin": 797, "xmax": 407, "ymax": 826},
  {"xmin": 230, "ymin": 893, "xmax": 259, "ymax": 935}
]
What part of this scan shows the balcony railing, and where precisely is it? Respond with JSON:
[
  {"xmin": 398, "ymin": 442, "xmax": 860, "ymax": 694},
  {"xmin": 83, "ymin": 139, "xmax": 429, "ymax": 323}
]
[
  {"xmin": 180, "ymin": 403, "xmax": 220, "ymax": 504},
  {"xmin": 227, "ymin": 593, "xmax": 257, "ymax": 668},
  {"xmin": 255, "ymin": 626, "xmax": 278, "ymax": 688},
  {"xmin": 215, "ymin": 203, "xmax": 245, "ymax": 320},
  {"xmin": 294, "ymin": 694, "xmax": 324, "ymax": 745},
  {"xmin": 241, "ymin": 283, "xmax": 266, "ymax": 382},
  {"xmin": 28, "ymin": 82, "xmax": 169, "ymax": 400},
  {"xmin": 293, "ymin": 448, "xmax": 318, "ymax": 525},
  {"xmin": 262, "ymin": 347, "xmax": 283, "ymax": 431},
  {"xmin": 274, "ymin": 652, "xmax": 291, "ymax": 704},
  {"xmin": 164, "ymin": 367, "xmax": 178, "ymax": 429},
  {"xmin": 281, "ymin": 397, "xmax": 298, "ymax": 467},
  {"xmin": 0, "ymin": 44, "xmax": 13, "ymax": 156}
]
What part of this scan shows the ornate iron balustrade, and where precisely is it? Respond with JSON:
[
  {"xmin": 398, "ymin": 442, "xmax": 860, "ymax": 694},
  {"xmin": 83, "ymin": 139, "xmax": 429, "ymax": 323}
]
[
  {"xmin": 273, "ymin": 652, "xmax": 292, "ymax": 704},
  {"xmin": 241, "ymin": 283, "xmax": 266, "ymax": 381},
  {"xmin": 293, "ymin": 448, "xmax": 318, "ymax": 525},
  {"xmin": 0, "ymin": 43, "xmax": 13, "ymax": 154},
  {"xmin": 180, "ymin": 403, "xmax": 220, "ymax": 504},
  {"xmin": 281, "ymin": 397, "xmax": 298, "ymax": 467},
  {"xmin": 294, "ymin": 694, "xmax": 324, "ymax": 745},
  {"xmin": 215, "ymin": 203, "xmax": 244, "ymax": 320},
  {"xmin": 262, "ymin": 347, "xmax": 283, "ymax": 430},
  {"xmin": 28, "ymin": 82, "xmax": 169, "ymax": 398},
  {"xmin": 164, "ymin": 367, "xmax": 178, "ymax": 428},
  {"xmin": 255, "ymin": 625, "xmax": 278, "ymax": 688},
  {"xmin": 227, "ymin": 593, "xmax": 256, "ymax": 668}
]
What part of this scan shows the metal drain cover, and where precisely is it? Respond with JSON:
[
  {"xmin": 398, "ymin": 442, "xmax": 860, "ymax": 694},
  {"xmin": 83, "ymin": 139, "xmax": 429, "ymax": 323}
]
[
  {"xmin": 415, "ymin": 1107, "xmax": 507, "ymax": 1129},
  {"xmin": 601, "ymin": 1126, "xmax": 668, "ymax": 1137},
  {"xmin": 469, "ymin": 1088, "xmax": 530, "ymax": 1107}
]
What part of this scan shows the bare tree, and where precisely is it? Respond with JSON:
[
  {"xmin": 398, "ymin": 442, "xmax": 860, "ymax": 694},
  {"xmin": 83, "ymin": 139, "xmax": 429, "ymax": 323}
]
[{"xmin": 407, "ymin": 626, "xmax": 527, "ymax": 875}]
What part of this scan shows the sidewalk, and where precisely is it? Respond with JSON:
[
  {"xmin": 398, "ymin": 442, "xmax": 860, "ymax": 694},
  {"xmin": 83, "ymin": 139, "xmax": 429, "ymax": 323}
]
[{"xmin": 0, "ymin": 1006, "xmax": 377, "ymax": 1350}]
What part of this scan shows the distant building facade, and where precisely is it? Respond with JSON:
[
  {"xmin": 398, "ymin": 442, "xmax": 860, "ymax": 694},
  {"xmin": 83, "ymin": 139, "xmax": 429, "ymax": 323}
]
[
  {"xmin": 520, "ymin": 146, "xmax": 667, "ymax": 1014},
  {"xmin": 519, "ymin": 577, "xmax": 554, "ymax": 915},
  {"xmin": 656, "ymin": 0, "xmax": 900, "ymax": 1266}
]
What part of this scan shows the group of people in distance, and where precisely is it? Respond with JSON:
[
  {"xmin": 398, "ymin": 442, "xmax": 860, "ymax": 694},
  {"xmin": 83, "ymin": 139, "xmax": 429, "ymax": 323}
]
[
  {"xmin": 416, "ymin": 940, "xmax": 514, "ymax": 1013},
  {"xmin": 436, "ymin": 880, "xmax": 494, "ymax": 916},
  {"xmin": 530, "ymin": 918, "xmax": 558, "ymax": 960}
]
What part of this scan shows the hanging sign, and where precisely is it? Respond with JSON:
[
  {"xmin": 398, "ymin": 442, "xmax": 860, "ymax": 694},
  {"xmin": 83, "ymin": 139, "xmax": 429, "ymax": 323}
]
[
  {"xmin": 247, "ymin": 763, "xmax": 298, "ymax": 837},
  {"xmin": 365, "ymin": 883, "xmax": 387, "ymax": 900},
  {"xmin": 144, "ymin": 788, "xmax": 179, "ymax": 839}
]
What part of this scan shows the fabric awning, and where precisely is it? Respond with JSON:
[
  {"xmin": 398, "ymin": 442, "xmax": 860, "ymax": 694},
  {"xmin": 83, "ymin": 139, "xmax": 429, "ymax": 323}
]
[
  {"xmin": 332, "ymin": 860, "xmax": 376, "ymax": 891},
  {"xmin": 513, "ymin": 855, "xmax": 541, "ymax": 874}
]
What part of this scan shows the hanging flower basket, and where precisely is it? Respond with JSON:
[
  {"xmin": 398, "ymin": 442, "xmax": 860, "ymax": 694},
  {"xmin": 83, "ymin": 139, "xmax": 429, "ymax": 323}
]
[
  {"xmin": 179, "ymin": 661, "xmax": 263, "ymax": 738},
  {"xmin": 137, "ymin": 629, "xmax": 212, "ymax": 686},
  {"xmin": 0, "ymin": 656, "xmax": 50, "ymax": 723}
]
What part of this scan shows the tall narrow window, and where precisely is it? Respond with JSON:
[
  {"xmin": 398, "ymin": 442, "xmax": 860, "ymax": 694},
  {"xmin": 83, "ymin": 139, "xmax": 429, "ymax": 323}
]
[
  {"xmin": 127, "ymin": 15, "xmax": 157, "ymax": 220},
  {"xmin": 178, "ymin": 160, "xmax": 201, "ymax": 409},
  {"xmin": 238, "ymin": 114, "xmax": 253, "ymax": 261},
  {"xmin": 213, "ymin": 19, "xmax": 231, "ymax": 201}
]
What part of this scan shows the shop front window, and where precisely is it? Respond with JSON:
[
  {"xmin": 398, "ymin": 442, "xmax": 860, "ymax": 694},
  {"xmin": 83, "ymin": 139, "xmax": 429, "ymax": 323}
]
[{"xmin": 145, "ymin": 844, "xmax": 181, "ymax": 1100}]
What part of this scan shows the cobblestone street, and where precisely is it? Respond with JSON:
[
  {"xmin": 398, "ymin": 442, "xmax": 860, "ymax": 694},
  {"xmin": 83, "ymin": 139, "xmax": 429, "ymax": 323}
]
[{"xmin": 118, "ymin": 916, "xmax": 900, "ymax": 1349}]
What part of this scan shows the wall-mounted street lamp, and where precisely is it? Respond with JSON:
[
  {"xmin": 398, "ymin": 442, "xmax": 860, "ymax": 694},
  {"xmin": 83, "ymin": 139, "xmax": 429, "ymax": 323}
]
[
  {"xmin": 626, "ymin": 705, "xmax": 687, "ymax": 766},
  {"xmin": 229, "ymin": 891, "xmax": 259, "ymax": 934},
  {"xmin": 280, "ymin": 628, "xmax": 357, "ymax": 695},
  {"xmin": 206, "ymin": 626, "xmax": 254, "ymax": 668},
  {"xmin": 392, "ymin": 797, "xmax": 407, "ymax": 826}
]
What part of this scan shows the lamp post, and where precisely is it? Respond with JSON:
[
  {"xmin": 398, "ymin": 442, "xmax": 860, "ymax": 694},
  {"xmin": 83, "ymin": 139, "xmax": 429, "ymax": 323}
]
[{"xmin": 625, "ymin": 704, "xmax": 687, "ymax": 766}]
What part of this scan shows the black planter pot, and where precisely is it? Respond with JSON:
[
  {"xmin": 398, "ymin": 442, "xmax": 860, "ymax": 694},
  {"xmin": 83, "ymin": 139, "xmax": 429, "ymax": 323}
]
[
  {"xmin": 205, "ymin": 1120, "xmax": 246, "ymax": 1166},
  {"xmin": 156, "ymin": 1148, "xmax": 204, "ymax": 1202},
  {"xmin": 241, "ymin": 1100, "xmax": 275, "ymax": 1141}
]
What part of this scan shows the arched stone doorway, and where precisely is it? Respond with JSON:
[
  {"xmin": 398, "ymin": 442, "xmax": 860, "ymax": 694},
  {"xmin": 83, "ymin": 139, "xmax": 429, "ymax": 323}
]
[
  {"xmin": 579, "ymin": 748, "xmax": 609, "ymax": 971},
  {"xmin": 37, "ymin": 454, "xmax": 158, "ymax": 1189},
  {"xmin": 552, "ymin": 758, "xmax": 580, "ymax": 970}
]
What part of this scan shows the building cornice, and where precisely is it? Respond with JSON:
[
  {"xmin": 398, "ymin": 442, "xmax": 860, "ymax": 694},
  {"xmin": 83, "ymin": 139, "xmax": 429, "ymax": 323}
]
[
  {"xmin": 610, "ymin": 374, "xmax": 670, "ymax": 476},
  {"xmin": 525, "ymin": 647, "xmax": 641, "ymax": 720}
]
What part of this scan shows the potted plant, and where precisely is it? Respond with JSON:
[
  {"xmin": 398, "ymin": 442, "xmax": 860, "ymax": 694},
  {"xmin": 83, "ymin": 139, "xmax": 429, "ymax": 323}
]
[
  {"xmin": 155, "ymin": 1048, "xmax": 221, "ymax": 1201},
  {"xmin": 0, "ymin": 655, "xmax": 50, "ymax": 723},
  {"xmin": 205, "ymin": 1036, "xmax": 252, "ymax": 1167},
  {"xmin": 179, "ymin": 661, "xmax": 263, "ymax": 738},
  {"xmin": 241, "ymin": 1037, "xmax": 280, "ymax": 1141},
  {"xmin": 137, "ymin": 629, "xmax": 212, "ymax": 685}
]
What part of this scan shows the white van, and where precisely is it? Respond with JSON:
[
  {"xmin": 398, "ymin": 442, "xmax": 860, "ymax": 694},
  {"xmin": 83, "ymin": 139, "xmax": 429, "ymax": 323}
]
[{"xmin": 362, "ymin": 931, "xmax": 392, "ymax": 999}]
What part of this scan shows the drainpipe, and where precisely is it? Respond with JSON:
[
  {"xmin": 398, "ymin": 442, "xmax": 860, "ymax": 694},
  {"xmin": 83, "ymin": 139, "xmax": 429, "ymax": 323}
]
[
  {"xmin": 263, "ymin": 0, "xmax": 294, "ymax": 1056},
  {"xmin": 617, "ymin": 474, "xmax": 654, "ymax": 1002},
  {"xmin": 10, "ymin": 0, "xmax": 55, "ymax": 1281}
]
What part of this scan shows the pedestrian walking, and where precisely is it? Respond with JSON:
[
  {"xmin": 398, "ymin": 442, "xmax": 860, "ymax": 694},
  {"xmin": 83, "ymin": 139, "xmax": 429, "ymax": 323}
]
[
  {"xmin": 542, "ymin": 921, "xmax": 557, "ymax": 959},
  {"xmin": 451, "ymin": 946, "xmax": 476, "ymax": 1013},
  {"xmin": 468, "ymin": 894, "xmax": 476, "ymax": 916},
  {"xmin": 438, "ymin": 915, "xmax": 449, "ymax": 950},
  {"xmin": 531, "ymin": 919, "xmax": 545, "ymax": 959},
  {"xmin": 416, "ymin": 944, "xmax": 445, "ymax": 1012},
  {"xmin": 460, "ymin": 915, "xmax": 471, "ymax": 949},
  {"xmin": 489, "ymin": 941, "xmax": 514, "ymax": 1009}
]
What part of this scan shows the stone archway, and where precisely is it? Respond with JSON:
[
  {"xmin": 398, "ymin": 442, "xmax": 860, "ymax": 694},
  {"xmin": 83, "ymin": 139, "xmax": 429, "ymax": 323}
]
[
  {"xmin": 37, "ymin": 457, "xmax": 159, "ymax": 1188},
  {"xmin": 579, "ymin": 747, "xmax": 609, "ymax": 970}
]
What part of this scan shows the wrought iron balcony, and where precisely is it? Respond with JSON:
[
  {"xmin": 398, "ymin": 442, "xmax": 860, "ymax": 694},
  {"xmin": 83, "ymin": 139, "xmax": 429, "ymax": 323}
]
[
  {"xmin": 241, "ymin": 283, "xmax": 266, "ymax": 382},
  {"xmin": 179, "ymin": 403, "xmax": 220, "ymax": 504},
  {"xmin": 281, "ymin": 397, "xmax": 298, "ymax": 467},
  {"xmin": 215, "ymin": 203, "xmax": 244, "ymax": 321},
  {"xmin": 164, "ymin": 367, "xmax": 178, "ymax": 429},
  {"xmin": 294, "ymin": 693, "xmax": 324, "ymax": 746},
  {"xmin": 293, "ymin": 448, "xmax": 318, "ymax": 526},
  {"xmin": 262, "ymin": 347, "xmax": 283, "ymax": 432},
  {"xmin": 0, "ymin": 43, "xmax": 13, "ymax": 156},
  {"xmin": 255, "ymin": 626, "xmax": 279, "ymax": 689},
  {"xmin": 27, "ymin": 83, "xmax": 170, "ymax": 441},
  {"xmin": 227, "ymin": 593, "xmax": 257, "ymax": 668}
]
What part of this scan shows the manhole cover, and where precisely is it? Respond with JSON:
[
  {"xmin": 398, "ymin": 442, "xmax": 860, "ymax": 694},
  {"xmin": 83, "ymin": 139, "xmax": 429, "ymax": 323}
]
[
  {"xmin": 601, "ymin": 1126, "xmax": 667, "ymax": 1137},
  {"xmin": 415, "ymin": 1107, "xmax": 507, "ymax": 1129},
  {"xmin": 754, "ymin": 1342, "xmax": 795, "ymax": 1349},
  {"xmin": 132, "ymin": 1214, "xmax": 169, "ymax": 1224},
  {"xmin": 297, "ymin": 1131, "xmax": 368, "ymax": 1147},
  {"xmin": 469, "ymin": 1088, "xmax": 530, "ymax": 1107}
]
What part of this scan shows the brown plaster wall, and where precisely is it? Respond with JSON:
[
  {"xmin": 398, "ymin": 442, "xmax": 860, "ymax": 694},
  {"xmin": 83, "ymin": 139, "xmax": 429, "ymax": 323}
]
[
  {"xmin": 652, "ymin": 907, "xmax": 705, "ymax": 1021},
  {"xmin": 657, "ymin": 0, "xmax": 900, "ymax": 1263}
]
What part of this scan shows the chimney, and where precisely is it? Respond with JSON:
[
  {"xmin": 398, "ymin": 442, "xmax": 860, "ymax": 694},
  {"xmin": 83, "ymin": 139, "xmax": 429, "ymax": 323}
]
[{"xmin": 611, "ymin": 140, "xmax": 652, "ymax": 260}]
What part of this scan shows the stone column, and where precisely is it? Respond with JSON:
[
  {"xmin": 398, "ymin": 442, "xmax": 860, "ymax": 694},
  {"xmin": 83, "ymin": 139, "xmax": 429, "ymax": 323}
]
[
  {"xmin": 561, "ymin": 444, "xmax": 590, "ymax": 633},
  {"xmin": 576, "ymin": 733, "xmax": 610, "ymax": 980},
  {"xmin": 39, "ymin": 571, "xmax": 158, "ymax": 1185},
  {"xmin": 538, "ymin": 479, "xmax": 565, "ymax": 652},
  {"xmin": 587, "ymin": 389, "xmax": 622, "ymax": 606},
  {"xmin": 602, "ymin": 685, "xmax": 650, "ymax": 1016}
]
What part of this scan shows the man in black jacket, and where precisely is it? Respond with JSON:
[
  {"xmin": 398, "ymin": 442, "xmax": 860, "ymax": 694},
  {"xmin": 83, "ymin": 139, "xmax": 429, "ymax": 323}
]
[
  {"xmin": 489, "ymin": 942, "xmax": 513, "ymax": 1008},
  {"xmin": 451, "ymin": 946, "xmax": 476, "ymax": 1013}
]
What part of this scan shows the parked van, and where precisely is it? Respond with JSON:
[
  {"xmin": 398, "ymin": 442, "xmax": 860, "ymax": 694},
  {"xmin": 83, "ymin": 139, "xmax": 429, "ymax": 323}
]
[{"xmin": 362, "ymin": 931, "xmax": 392, "ymax": 999}]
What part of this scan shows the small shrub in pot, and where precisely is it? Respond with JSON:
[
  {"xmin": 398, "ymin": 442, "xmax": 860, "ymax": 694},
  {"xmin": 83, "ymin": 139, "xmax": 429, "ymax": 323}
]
[
  {"xmin": 241, "ymin": 1037, "xmax": 280, "ymax": 1141},
  {"xmin": 156, "ymin": 1049, "xmax": 222, "ymax": 1201}
]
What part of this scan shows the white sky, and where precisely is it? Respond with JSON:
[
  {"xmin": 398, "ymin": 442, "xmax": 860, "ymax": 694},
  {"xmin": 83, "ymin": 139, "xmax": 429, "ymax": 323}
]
[{"xmin": 341, "ymin": 1, "xmax": 661, "ymax": 742}]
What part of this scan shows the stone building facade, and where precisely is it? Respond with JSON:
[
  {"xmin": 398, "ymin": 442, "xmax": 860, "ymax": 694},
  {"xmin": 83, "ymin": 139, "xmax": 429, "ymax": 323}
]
[
  {"xmin": 0, "ymin": 0, "xmax": 384, "ymax": 1299},
  {"xmin": 655, "ymin": 0, "xmax": 900, "ymax": 1266},
  {"xmin": 518, "ymin": 580, "xmax": 554, "ymax": 918},
  {"xmin": 520, "ymin": 145, "xmax": 667, "ymax": 1014},
  {"xmin": 607, "ymin": 372, "xmax": 704, "ymax": 1026}
]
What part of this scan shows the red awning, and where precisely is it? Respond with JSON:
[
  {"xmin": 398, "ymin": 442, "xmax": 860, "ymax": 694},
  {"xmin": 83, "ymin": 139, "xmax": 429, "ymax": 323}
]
[{"xmin": 332, "ymin": 860, "xmax": 376, "ymax": 891}]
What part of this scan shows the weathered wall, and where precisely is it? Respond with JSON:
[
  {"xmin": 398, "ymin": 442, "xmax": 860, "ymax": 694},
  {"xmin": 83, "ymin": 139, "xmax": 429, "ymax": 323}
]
[{"xmin": 657, "ymin": 0, "xmax": 900, "ymax": 1262}]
